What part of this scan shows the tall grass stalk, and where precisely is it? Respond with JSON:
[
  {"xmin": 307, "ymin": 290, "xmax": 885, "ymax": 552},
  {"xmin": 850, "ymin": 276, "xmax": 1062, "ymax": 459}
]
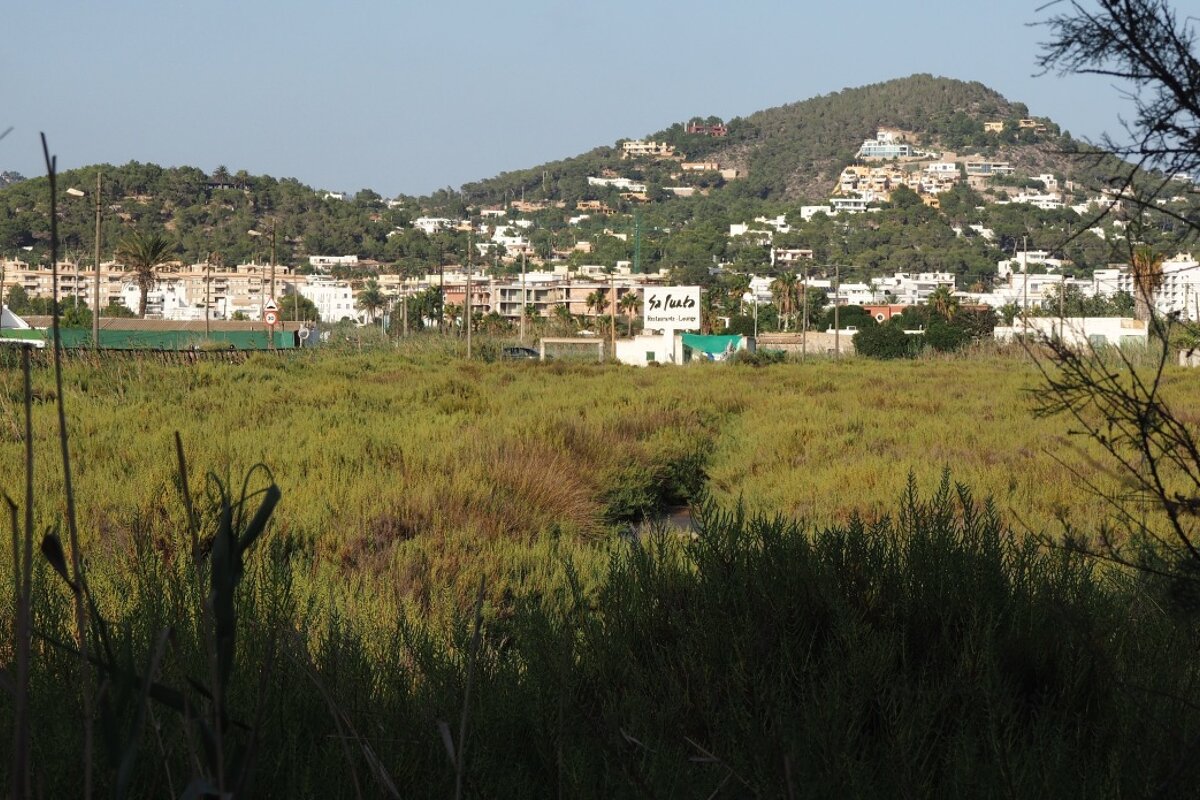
[
  {"xmin": 40, "ymin": 133, "xmax": 94, "ymax": 800},
  {"xmin": 6, "ymin": 347, "xmax": 34, "ymax": 799}
]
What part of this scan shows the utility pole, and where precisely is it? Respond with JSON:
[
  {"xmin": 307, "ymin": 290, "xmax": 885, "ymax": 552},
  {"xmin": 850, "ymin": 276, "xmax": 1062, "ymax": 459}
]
[
  {"xmin": 466, "ymin": 231, "xmax": 473, "ymax": 358},
  {"xmin": 438, "ymin": 250, "xmax": 445, "ymax": 334},
  {"xmin": 1058, "ymin": 272, "xmax": 1065, "ymax": 341},
  {"xmin": 1021, "ymin": 235, "xmax": 1029, "ymax": 346},
  {"xmin": 633, "ymin": 214, "xmax": 642, "ymax": 274},
  {"xmin": 269, "ymin": 222, "xmax": 277, "ymax": 302},
  {"xmin": 834, "ymin": 264, "xmax": 841, "ymax": 358},
  {"xmin": 801, "ymin": 264, "xmax": 809, "ymax": 362},
  {"xmin": 609, "ymin": 269, "xmax": 616, "ymax": 359},
  {"xmin": 402, "ymin": 272, "xmax": 409, "ymax": 337},
  {"xmin": 519, "ymin": 249, "xmax": 526, "ymax": 343},
  {"xmin": 92, "ymin": 171, "xmax": 102, "ymax": 348},
  {"xmin": 205, "ymin": 256, "xmax": 211, "ymax": 338}
]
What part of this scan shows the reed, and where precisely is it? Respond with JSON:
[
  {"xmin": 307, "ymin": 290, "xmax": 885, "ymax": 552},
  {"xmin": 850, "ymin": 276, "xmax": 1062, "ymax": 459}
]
[{"xmin": 3, "ymin": 344, "xmax": 1200, "ymax": 796}]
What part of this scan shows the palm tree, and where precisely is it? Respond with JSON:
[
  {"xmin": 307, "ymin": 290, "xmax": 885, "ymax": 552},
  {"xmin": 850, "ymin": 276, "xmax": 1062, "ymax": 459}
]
[
  {"xmin": 928, "ymin": 285, "xmax": 960, "ymax": 321},
  {"xmin": 770, "ymin": 273, "xmax": 797, "ymax": 331},
  {"xmin": 725, "ymin": 274, "xmax": 751, "ymax": 315},
  {"xmin": 443, "ymin": 302, "xmax": 463, "ymax": 332},
  {"xmin": 596, "ymin": 291, "xmax": 610, "ymax": 325},
  {"xmin": 1130, "ymin": 246, "xmax": 1164, "ymax": 323},
  {"xmin": 620, "ymin": 291, "xmax": 641, "ymax": 336},
  {"xmin": 114, "ymin": 230, "xmax": 176, "ymax": 317},
  {"xmin": 552, "ymin": 302, "xmax": 574, "ymax": 334},
  {"xmin": 355, "ymin": 279, "xmax": 387, "ymax": 323},
  {"xmin": 700, "ymin": 288, "xmax": 720, "ymax": 334},
  {"xmin": 584, "ymin": 291, "xmax": 604, "ymax": 328}
]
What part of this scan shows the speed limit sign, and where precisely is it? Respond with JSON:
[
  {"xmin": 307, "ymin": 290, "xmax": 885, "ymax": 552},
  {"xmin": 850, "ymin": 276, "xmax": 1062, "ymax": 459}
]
[{"xmin": 264, "ymin": 309, "xmax": 279, "ymax": 326}]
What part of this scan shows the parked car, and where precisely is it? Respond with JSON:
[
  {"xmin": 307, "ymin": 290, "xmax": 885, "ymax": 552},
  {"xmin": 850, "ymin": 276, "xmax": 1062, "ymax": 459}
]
[{"xmin": 501, "ymin": 346, "xmax": 540, "ymax": 360}]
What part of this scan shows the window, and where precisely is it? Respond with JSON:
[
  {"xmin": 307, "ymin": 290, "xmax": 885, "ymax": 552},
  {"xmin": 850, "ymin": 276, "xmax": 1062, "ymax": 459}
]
[{"xmin": 646, "ymin": 352, "xmax": 656, "ymax": 362}]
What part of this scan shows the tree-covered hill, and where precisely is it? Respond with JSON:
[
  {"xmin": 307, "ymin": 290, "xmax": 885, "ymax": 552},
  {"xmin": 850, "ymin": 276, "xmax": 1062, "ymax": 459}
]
[
  {"xmin": 0, "ymin": 162, "xmax": 416, "ymax": 268},
  {"xmin": 451, "ymin": 74, "xmax": 1081, "ymax": 206},
  {"xmin": 0, "ymin": 74, "xmax": 1176, "ymax": 285},
  {"xmin": 703, "ymin": 74, "xmax": 1031, "ymax": 199}
]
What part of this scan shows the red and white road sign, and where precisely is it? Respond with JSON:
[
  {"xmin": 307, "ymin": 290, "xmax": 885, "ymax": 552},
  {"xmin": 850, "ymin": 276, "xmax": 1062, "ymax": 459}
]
[{"xmin": 264, "ymin": 309, "xmax": 279, "ymax": 326}]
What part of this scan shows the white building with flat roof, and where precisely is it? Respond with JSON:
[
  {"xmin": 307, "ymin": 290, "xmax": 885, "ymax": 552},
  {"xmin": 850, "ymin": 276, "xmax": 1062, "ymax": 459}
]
[
  {"xmin": 869, "ymin": 272, "xmax": 956, "ymax": 305},
  {"xmin": 994, "ymin": 317, "xmax": 1148, "ymax": 348},
  {"xmin": 1092, "ymin": 252, "xmax": 1200, "ymax": 320},
  {"xmin": 856, "ymin": 129, "xmax": 913, "ymax": 159},
  {"xmin": 309, "ymin": 255, "xmax": 359, "ymax": 271},
  {"xmin": 412, "ymin": 217, "xmax": 455, "ymax": 235},
  {"xmin": 299, "ymin": 276, "xmax": 364, "ymax": 324}
]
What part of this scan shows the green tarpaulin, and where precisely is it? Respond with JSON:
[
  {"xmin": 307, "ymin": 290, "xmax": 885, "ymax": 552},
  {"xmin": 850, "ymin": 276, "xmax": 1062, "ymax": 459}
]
[
  {"xmin": 0, "ymin": 328, "xmax": 293, "ymax": 349},
  {"xmin": 681, "ymin": 333, "xmax": 742, "ymax": 357}
]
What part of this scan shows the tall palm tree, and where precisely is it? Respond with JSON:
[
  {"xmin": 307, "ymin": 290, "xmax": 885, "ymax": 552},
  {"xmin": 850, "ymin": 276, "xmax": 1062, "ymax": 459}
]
[
  {"xmin": 726, "ymin": 274, "xmax": 751, "ymax": 315},
  {"xmin": 1130, "ymin": 246, "xmax": 1164, "ymax": 323},
  {"xmin": 595, "ymin": 290, "xmax": 610, "ymax": 317},
  {"xmin": 700, "ymin": 288, "xmax": 720, "ymax": 334},
  {"xmin": 115, "ymin": 230, "xmax": 176, "ymax": 317},
  {"xmin": 770, "ymin": 273, "xmax": 797, "ymax": 331},
  {"xmin": 443, "ymin": 303, "xmax": 463, "ymax": 333},
  {"xmin": 355, "ymin": 279, "xmax": 387, "ymax": 323},
  {"xmin": 620, "ymin": 291, "xmax": 641, "ymax": 336},
  {"xmin": 584, "ymin": 291, "xmax": 604, "ymax": 328},
  {"xmin": 552, "ymin": 302, "xmax": 574, "ymax": 334}
]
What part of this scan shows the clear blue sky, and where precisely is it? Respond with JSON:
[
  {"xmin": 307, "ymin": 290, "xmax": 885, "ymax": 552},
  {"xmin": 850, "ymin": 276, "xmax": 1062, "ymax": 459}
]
[{"xmin": 4, "ymin": 0, "xmax": 1124, "ymax": 198}]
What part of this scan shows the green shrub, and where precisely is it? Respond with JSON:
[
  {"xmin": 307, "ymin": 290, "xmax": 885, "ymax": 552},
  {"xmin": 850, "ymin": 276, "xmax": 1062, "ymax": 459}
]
[
  {"xmin": 854, "ymin": 322, "xmax": 922, "ymax": 359},
  {"xmin": 729, "ymin": 347, "xmax": 787, "ymax": 365}
]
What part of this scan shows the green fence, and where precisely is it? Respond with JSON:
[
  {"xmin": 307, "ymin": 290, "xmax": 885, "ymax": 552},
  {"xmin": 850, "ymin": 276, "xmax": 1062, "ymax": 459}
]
[{"xmin": 0, "ymin": 327, "xmax": 294, "ymax": 350}]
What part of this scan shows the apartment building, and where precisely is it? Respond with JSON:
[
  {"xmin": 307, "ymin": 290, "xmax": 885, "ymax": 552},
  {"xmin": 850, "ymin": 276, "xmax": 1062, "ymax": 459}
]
[
  {"xmin": 830, "ymin": 196, "xmax": 871, "ymax": 213},
  {"xmin": 587, "ymin": 176, "xmax": 647, "ymax": 192},
  {"xmin": 856, "ymin": 129, "xmax": 913, "ymax": 160},
  {"xmin": 1093, "ymin": 253, "xmax": 1200, "ymax": 320},
  {"xmin": 309, "ymin": 255, "xmax": 359, "ymax": 271},
  {"xmin": 869, "ymin": 272, "xmax": 956, "ymax": 305},
  {"xmin": 621, "ymin": 140, "xmax": 675, "ymax": 158},
  {"xmin": 770, "ymin": 247, "xmax": 814, "ymax": 267},
  {"xmin": 412, "ymin": 217, "xmax": 457, "ymax": 234},
  {"xmin": 0, "ymin": 259, "xmax": 290, "ymax": 321},
  {"xmin": 1, "ymin": 259, "xmax": 128, "ymax": 308},
  {"xmin": 1010, "ymin": 191, "xmax": 1064, "ymax": 211},
  {"xmin": 964, "ymin": 160, "xmax": 1014, "ymax": 176}
]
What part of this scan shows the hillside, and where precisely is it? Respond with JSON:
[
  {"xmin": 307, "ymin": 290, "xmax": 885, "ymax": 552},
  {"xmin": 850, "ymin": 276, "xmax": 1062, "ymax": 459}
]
[
  {"xmin": 0, "ymin": 74, "xmax": 1174, "ymax": 290},
  {"xmin": 702, "ymin": 74, "xmax": 1031, "ymax": 199},
  {"xmin": 0, "ymin": 163, "xmax": 414, "ymax": 269},
  {"xmin": 454, "ymin": 74, "xmax": 1091, "ymax": 206}
]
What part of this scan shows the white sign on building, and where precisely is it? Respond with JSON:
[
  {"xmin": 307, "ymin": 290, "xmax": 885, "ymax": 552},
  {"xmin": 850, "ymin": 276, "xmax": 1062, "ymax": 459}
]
[{"xmin": 644, "ymin": 286, "xmax": 701, "ymax": 330}]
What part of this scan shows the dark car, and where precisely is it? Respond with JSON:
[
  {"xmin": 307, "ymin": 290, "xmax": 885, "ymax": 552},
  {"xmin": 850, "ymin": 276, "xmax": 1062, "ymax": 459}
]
[{"xmin": 501, "ymin": 346, "xmax": 541, "ymax": 360}]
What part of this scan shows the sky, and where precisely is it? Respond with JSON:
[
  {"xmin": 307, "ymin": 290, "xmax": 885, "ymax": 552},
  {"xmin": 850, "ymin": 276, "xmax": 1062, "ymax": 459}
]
[{"xmin": 4, "ymin": 0, "xmax": 1128, "ymax": 198}]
